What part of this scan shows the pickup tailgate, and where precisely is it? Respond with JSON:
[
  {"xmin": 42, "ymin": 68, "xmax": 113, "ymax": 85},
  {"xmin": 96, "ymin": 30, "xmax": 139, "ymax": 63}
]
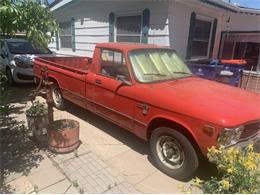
[{"xmin": 33, "ymin": 56, "xmax": 91, "ymax": 107}]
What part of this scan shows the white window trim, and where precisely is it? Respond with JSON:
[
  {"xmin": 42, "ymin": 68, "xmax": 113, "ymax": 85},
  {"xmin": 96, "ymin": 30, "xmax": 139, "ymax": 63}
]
[
  {"xmin": 114, "ymin": 11, "xmax": 143, "ymax": 43},
  {"xmin": 190, "ymin": 14, "xmax": 215, "ymax": 60}
]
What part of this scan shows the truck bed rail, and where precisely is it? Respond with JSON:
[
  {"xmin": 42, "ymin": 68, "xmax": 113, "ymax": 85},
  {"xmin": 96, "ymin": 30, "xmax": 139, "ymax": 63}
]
[{"xmin": 34, "ymin": 57, "xmax": 90, "ymax": 75}]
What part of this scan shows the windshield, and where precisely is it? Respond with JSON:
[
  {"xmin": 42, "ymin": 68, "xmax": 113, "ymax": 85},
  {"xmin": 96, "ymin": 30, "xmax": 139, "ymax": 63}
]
[
  {"xmin": 7, "ymin": 42, "xmax": 52, "ymax": 54},
  {"xmin": 129, "ymin": 49, "xmax": 192, "ymax": 83}
]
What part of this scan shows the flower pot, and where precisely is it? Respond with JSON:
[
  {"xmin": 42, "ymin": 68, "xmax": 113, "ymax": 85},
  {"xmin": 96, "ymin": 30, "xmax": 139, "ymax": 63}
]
[
  {"xmin": 47, "ymin": 119, "xmax": 80, "ymax": 153},
  {"xmin": 26, "ymin": 114, "xmax": 49, "ymax": 136}
]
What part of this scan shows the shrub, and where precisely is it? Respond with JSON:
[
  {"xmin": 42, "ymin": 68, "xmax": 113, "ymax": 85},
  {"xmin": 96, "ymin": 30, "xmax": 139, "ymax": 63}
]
[
  {"xmin": 25, "ymin": 101, "xmax": 48, "ymax": 117},
  {"xmin": 53, "ymin": 119, "xmax": 77, "ymax": 131},
  {"xmin": 190, "ymin": 145, "xmax": 260, "ymax": 193}
]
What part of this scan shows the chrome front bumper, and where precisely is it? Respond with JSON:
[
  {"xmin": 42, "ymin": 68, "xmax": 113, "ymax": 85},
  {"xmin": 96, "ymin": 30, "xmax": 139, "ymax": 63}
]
[{"xmin": 231, "ymin": 132, "xmax": 260, "ymax": 152}]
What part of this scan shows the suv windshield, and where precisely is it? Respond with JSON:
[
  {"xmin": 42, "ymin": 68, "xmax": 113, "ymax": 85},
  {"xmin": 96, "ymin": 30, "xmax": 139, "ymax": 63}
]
[
  {"xmin": 129, "ymin": 49, "xmax": 192, "ymax": 83},
  {"xmin": 7, "ymin": 41, "xmax": 52, "ymax": 54}
]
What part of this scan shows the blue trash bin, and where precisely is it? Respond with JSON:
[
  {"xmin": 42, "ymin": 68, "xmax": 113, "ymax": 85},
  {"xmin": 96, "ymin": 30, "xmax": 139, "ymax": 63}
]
[{"xmin": 187, "ymin": 59, "xmax": 246, "ymax": 87}]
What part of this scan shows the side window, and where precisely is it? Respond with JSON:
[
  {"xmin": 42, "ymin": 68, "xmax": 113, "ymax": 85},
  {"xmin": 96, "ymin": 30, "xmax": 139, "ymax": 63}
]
[{"xmin": 100, "ymin": 49, "xmax": 130, "ymax": 81}]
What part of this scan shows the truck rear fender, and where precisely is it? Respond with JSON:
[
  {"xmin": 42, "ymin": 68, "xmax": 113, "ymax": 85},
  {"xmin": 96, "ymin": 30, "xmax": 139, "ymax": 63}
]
[{"xmin": 147, "ymin": 116, "xmax": 201, "ymax": 154}]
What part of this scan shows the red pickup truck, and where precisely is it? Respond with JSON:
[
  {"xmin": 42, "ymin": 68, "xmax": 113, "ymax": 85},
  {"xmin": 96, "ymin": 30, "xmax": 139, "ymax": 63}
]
[{"xmin": 34, "ymin": 43, "xmax": 260, "ymax": 180}]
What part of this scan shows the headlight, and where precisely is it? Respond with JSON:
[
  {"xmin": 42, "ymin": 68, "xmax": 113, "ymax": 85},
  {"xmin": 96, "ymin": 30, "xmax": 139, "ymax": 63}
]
[
  {"xmin": 14, "ymin": 58, "xmax": 30, "ymax": 68},
  {"xmin": 217, "ymin": 126, "xmax": 244, "ymax": 146}
]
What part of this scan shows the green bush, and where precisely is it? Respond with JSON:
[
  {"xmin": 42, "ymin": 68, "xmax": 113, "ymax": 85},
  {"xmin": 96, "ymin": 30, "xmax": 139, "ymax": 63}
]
[
  {"xmin": 25, "ymin": 101, "xmax": 48, "ymax": 117},
  {"xmin": 189, "ymin": 145, "xmax": 260, "ymax": 193},
  {"xmin": 53, "ymin": 119, "xmax": 77, "ymax": 131}
]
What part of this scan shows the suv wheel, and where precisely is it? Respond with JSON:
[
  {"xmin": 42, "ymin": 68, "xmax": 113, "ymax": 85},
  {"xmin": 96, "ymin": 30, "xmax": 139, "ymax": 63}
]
[
  {"xmin": 150, "ymin": 127, "xmax": 199, "ymax": 181},
  {"xmin": 6, "ymin": 68, "xmax": 15, "ymax": 86}
]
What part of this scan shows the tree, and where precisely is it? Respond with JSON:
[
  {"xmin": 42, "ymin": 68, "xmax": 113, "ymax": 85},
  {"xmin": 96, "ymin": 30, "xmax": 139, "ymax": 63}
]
[
  {"xmin": 0, "ymin": 0, "xmax": 60, "ymax": 48},
  {"xmin": 0, "ymin": 0, "xmax": 19, "ymax": 37}
]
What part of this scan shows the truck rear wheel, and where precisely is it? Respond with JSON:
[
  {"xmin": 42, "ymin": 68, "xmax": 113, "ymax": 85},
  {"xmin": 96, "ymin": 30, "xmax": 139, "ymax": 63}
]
[
  {"xmin": 150, "ymin": 127, "xmax": 199, "ymax": 181},
  {"xmin": 51, "ymin": 84, "xmax": 65, "ymax": 110}
]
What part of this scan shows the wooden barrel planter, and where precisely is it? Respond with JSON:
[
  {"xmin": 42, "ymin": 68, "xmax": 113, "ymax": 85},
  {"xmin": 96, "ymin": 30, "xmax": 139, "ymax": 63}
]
[{"xmin": 48, "ymin": 119, "xmax": 80, "ymax": 153}]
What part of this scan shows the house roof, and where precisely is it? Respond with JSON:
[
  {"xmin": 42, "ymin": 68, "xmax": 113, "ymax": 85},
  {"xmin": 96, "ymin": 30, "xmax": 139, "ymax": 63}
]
[
  {"xmin": 199, "ymin": 0, "xmax": 260, "ymax": 15},
  {"xmin": 51, "ymin": 0, "xmax": 260, "ymax": 15}
]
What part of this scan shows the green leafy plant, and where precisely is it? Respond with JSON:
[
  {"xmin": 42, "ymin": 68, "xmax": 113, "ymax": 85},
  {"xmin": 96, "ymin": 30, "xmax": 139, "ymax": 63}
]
[
  {"xmin": 33, "ymin": 184, "xmax": 39, "ymax": 193},
  {"xmin": 186, "ymin": 145, "xmax": 260, "ymax": 193},
  {"xmin": 0, "ymin": 0, "xmax": 60, "ymax": 48},
  {"xmin": 71, "ymin": 180, "xmax": 79, "ymax": 188},
  {"xmin": 79, "ymin": 188, "xmax": 84, "ymax": 194},
  {"xmin": 53, "ymin": 119, "xmax": 77, "ymax": 131},
  {"xmin": 25, "ymin": 101, "xmax": 48, "ymax": 117}
]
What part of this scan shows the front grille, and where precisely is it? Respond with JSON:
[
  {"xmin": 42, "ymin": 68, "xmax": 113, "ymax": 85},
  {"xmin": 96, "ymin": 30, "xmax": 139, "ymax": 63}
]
[{"xmin": 240, "ymin": 121, "xmax": 260, "ymax": 139}]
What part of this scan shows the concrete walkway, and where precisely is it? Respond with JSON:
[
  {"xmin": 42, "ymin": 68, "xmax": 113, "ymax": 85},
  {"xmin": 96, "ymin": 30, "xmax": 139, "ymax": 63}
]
[{"xmin": 1, "ymin": 85, "xmax": 213, "ymax": 193}]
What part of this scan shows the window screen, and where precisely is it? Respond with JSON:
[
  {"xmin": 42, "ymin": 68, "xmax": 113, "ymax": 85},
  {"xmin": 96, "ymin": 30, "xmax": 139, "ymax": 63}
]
[
  {"xmin": 116, "ymin": 15, "xmax": 141, "ymax": 43},
  {"xmin": 59, "ymin": 22, "xmax": 72, "ymax": 49},
  {"xmin": 191, "ymin": 19, "xmax": 212, "ymax": 57}
]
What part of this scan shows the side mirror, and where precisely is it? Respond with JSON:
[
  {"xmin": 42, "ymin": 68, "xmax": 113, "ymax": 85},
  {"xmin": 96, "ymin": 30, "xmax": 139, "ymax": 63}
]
[{"xmin": 116, "ymin": 75, "xmax": 132, "ymax": 86}]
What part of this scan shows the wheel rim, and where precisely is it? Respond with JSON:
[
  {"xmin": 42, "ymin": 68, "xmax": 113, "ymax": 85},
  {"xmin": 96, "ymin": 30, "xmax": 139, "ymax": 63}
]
[
  {"xmin": 156, "ymin": 135, "xmax": 185, "ymax": 169},
  {"xmin": 52, "ymin": 88, "xmax": 62, "ymax": 106}
]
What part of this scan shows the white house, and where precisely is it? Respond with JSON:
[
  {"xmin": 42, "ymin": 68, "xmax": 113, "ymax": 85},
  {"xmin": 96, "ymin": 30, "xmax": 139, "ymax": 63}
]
[{"xmin": 49, "ymin": 0, "xmax": 260, "ymax": 71}]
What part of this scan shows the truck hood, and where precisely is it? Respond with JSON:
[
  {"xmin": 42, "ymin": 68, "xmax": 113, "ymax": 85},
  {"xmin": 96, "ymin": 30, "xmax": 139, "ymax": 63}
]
[{"xmin": 144, "ymin": 77, "xmax": 260, "ymax": 126}]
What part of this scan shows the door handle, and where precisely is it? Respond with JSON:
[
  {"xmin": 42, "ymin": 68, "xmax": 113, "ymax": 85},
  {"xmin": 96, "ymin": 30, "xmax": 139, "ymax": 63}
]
[{"xmin": 95, "ymin": 79, "xmax": 102, "ymax": 84}]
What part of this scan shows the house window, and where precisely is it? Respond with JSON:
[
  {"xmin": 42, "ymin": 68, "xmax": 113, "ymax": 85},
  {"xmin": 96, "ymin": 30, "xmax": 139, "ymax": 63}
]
[
  {"xmin": 59, "ymin": 22, "xmax": 72, "ymax": 49},
  {"xmin": 116, "ymin": 15, "xmax": 142, "ymax": 43},
  {"xmin": 191, "ymin": 18, "xmax": 213, "ymax": 58}
]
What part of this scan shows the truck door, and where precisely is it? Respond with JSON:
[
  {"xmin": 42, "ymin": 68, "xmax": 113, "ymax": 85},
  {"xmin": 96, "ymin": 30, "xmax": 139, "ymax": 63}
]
[{"xmin": 93, "ymin": 49, "xmax": 135, "ymax": 131}]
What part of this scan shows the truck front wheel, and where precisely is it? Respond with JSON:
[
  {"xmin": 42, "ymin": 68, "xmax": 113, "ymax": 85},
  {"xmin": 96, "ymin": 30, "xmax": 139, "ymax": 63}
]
[
  {"xmin": 150, "ymin": 127, "xmax": 199, "ymax": 181},
  {"xmin": 51, "ymin": 84, "xmax": 65, "ymax": 110}
]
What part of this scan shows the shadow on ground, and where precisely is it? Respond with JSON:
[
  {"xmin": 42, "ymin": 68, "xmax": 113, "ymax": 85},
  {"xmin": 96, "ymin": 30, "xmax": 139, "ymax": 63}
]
[
  {"xmin": 64, "ymin": 101, "xmax": 218, "ymax": 182},
  {"xmin": 0, "ymin": 84, "xmax": 44, "ymax": 193},
  {"xmin": 0, "ymin": 84, "xmax": 218, "ymax": 190}
]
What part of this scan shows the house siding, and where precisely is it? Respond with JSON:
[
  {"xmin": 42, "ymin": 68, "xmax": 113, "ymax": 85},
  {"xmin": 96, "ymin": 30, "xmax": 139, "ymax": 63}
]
[
  {"xmin": 51, "ymin": 1, "xmax": 169, "ymax": 57},
  {"xmin": 49, "ymin": 0, "xmax": 260, "ymax": 61}
]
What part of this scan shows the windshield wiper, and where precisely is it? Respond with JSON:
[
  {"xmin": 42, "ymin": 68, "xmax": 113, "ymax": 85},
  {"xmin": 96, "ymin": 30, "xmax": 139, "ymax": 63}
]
[{"xmin": 143, "ymin": 73, "xmax": 167, "ymax": 76}]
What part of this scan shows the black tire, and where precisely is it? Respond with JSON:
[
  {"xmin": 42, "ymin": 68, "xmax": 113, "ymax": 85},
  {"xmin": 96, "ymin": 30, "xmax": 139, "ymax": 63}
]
[
  {"xmin": 51, "ymin": 83, "xmax": 65, "ymax": 110},
  {"xmin": 150, "ymin": 127, "xmax": 199, "ymax": 181},
  {"xmin": 6, "ymin": 67, "xmax": 15, "ymax": 86}
]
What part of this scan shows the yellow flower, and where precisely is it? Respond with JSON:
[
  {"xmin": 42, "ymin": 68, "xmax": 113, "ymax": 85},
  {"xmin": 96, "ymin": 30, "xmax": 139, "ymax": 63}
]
[
  {"xmin": 186, "ymin": 188, "xmax": 192, "ymax": 194},
  {"xmin": 248, "ymin": 144, "xmax": 254, "ymax": 151},
  {"xmin": 193, "ymin": 177, "xmax": 203, "ymax": 184},
  {"xmin": 244, "ymin": 160, "xmax": 257, "ymax": 170},
  {"xmin": 227, "ymin": 167, "xmax": 234, "ymax": 174},
  {"xmin": 177, "ymin": 184, "xmax": 184, "ymax": 190},
  {"xmin": 222, "ymin": 180, "xmax": 231, "ymax": 190}
]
